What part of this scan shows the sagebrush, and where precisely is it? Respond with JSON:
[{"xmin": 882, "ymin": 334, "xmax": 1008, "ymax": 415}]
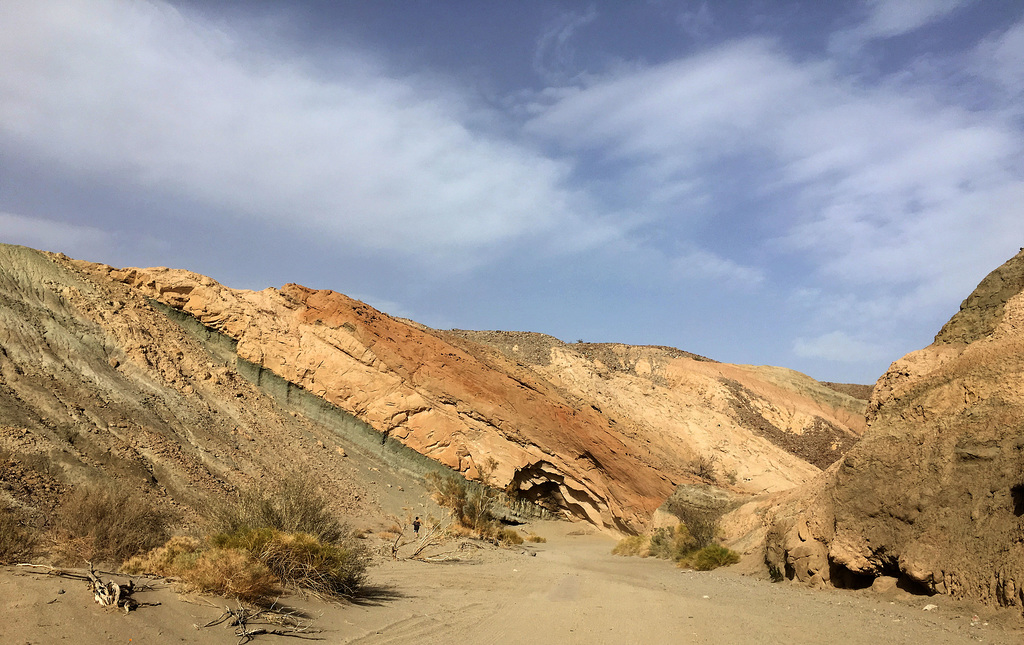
[
  {"xmin": 212, "ymin": 528, "xmax": 368, "ymax": 598},
  {"xmin": 612, "ymin": 523, "xmax": 739, "ymax": 571},
  {"xmin": 0, "ymin": 505, "xmax": 38, "ymax": 564},
  {"xmin": 122, "ymin": 536, "xmax": 280, "ymax": 603},
  {"xmin": 51, "ymin": 484, "xmax": 173, "ymax": 566},
  {"xmin": 208, "ymin": 475, "xmax": 345, "ymax": 543}
]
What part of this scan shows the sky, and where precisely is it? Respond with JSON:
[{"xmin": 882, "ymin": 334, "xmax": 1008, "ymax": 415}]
[{"xmin": 1, "ymin": 0, "xmax": 1022, "ymax": 385}]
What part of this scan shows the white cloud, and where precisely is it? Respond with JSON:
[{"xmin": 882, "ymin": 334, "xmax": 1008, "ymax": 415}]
[
  {"xmin": 670, "ymin": 247, "xmax": 765, "ymax": 286},
  {"xmin": 523, "ymin": 32, "xmax": 1024, "ymax": 370},
  {"xmin": 974, "ymin": 20, "xmax": 1024, "ymax": 107},
  {"xmin": 793, "ymin": 331, "xmax": 889, "ymax": 363},
  {"xmin": 526, "ymin": 37, "xmax": 1023, "ymax": 309},
  {"xmin": 533, "ymin": 6, "xmax": 598, "ymax": 85},
  {"xmin": 0, "ymin": 0, "xmax": 599, "ymax": 270},
  {"xmin": 830, "ymin": 0, "xmax": 971, "ymax": 52},
  {"xmin": 0, "ymin": 212, "xmax": 113, "ymax": 258}
]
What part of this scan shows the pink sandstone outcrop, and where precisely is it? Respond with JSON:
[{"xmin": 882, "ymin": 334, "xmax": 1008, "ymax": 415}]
[
  {"xmin": 69, "ymin": 259, "xmax": 866, "ymax": 532},
  {"xmin": 765, "ymin": 248, "xmax": 1024, "ymax": 612}
]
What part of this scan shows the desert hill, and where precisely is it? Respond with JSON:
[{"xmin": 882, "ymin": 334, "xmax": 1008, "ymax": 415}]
[
  {"xmin": 1, "ymin": 243, "xmax": 867, "ymax": 535},
  {"xmin": 758, "ymin": 248, "xmax": 1024, "ymax": 613}
]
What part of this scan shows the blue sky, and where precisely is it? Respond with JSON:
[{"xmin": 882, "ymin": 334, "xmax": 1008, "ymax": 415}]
[{"xmin": 1, "ymin": 1, "xmax": 1022, "ymax": 384}]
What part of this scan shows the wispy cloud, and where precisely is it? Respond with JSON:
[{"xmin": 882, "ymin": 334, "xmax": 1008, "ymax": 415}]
[
  {"xmin": 677, "ymin": 2, "xmax": 715, "ymax": 41},
  {"xmin": 793, "ymin": 331, "xmax": 889, "ymax": 363},
  {"xmin": 830, "ymin": 0, "xmax": 971, "ymax": 52},
  {"xmin": 0, "ymin": 0, "xmax": 600, "ymax": 271},
  {"xmin": 525, "ymin": 33, "xmax": 1024, "ymax": 358},
  {"xmin": 533, "ymin": 6, "xmax": 598, "ymax": 85},
  {"xmin": 670, "ymin": 246, "xmax": 765, "ymax": 286}
]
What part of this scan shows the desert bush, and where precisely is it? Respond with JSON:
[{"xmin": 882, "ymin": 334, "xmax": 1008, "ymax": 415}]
[
  {"xmin": 208, "ymin": 475, "xmax": 344, "ymax": 544},
  {"xmin": 425, "ymin": 472, "xmax": 494, "ymax": 532},
  {"xmin": 612, "ymin": 534, "xmax": 650, "ymax": 557},
  {"xmin": 684, "ymin": 544, "xmax": 741, "ymax": 571},
  {"xmin": 0, "ymin": 505, "xmax": 38, "ymax": 564},
  {"xmin": 613, "ymin": 524, "xmax": 739, "ymax": 571},
  {"xmin": 496, "ymin": 528, "xmax": 523, "ymax": 546},
  {"xmin": 691, "ymin": 454, "xmax": 718, "ymax": 482},
  {"xmin": 122, "ymin": 536, "xmax": 280, "ymax": 603},
  {"xmin": 212, "ymin": 528, "xmax": 368, "ymax": 598},
  {"xmin": 668, "ymin": 506, "xmax": 720, "ymax": 549},
  {"xmin": 425, "ymin": 472, "xmax": 496, "ymax": 532},
  {"xmin": 51, "ymin": 484, "xmax": 172, "ymax": 566},
  {"xmin": 526, "ymin": 534, "xmax": 547, "ymax": 543},
  {"xmin": 648, "ymin": 524, "xmax": 697, "ymax": 561}
]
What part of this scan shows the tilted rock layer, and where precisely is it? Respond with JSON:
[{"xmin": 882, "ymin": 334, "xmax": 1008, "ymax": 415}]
[
  {"xmin": 0, "ymin": 244, "xmax": 867, "ymax": 532},
  {"xmin": 767, "ymin": 249, "xmax": 1024, "ymax": 611}
]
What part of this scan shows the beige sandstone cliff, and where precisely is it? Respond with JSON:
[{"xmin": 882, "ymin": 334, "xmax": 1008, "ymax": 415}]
[
  {"xmin": 765, "ymin": 249, "xmax": 1024, "ymax": 612},
  {"xmin": 71, "ymin": 257, "xmax": 865, "ymax": 532}
]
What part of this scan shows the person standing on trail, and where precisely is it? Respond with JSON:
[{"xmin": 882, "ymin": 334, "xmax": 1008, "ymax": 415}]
[{"xmin": 413, "ymin": 517, "xmax": 421, "ymax": 535}]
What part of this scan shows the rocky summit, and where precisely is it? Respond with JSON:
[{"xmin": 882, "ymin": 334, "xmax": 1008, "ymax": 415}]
[{"xmin": 763, "ymin": 248, "xmax": 1024, "ymax": 612}]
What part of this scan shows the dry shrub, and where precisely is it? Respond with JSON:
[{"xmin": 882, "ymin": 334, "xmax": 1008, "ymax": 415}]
[
  {"xmin": 212, "ymin": 528, "xmax": 368, "ymax": 598},
  {"xmin": 613, "ymin": 524, "xmax": 739, "ymax": 571},
  {"xmin": 690, "ymin": 454, "xmax": 718, "ymax": 482},
  {"xmin": 123, "ymin": 536, "xmax": 280, "ymax": 603},
  {"xmin": 612, "ymin": 534, "xmax": 650, "ymax": 557},
  {"xmin": 648, "ymin": 524, "xmax": 697, "ymax": 561},
  {"xmin": 52, "ymin": 484, "xmax": 172, "ymax": 566},
  {"xmin": 669, "ymin": 506, "xmax": 720, "ymax": 549},
  {"xmin": 0, "ymin": 505, "xmax": 38, "ymax": 564},
  {"xmin": 526, "ymin": 534, "xmax": 547, "ymax": 543},
  {"xmin": 683, "ymin": 544, "xmax": 741, "ymax": 571},
  {"xmin": 497, "ymin": 528, "xmax": 523, "ymax": 546},
  {"xmin": 208, "ymin": 475, "xmax": 344, "ymax": 543}
]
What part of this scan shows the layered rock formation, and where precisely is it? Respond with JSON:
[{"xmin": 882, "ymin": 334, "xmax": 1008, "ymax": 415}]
[
  {"xmin": 766, "ymin": 249, "xmax": 1024, "ymax": 612},
  {"xmin": 0, "ymin": 244, "xmax": 391, "ymax": 526},
  {"xmin": 0, "ymin": 243, "xmax": 869, "ymax": 533},
  {"xmin": 85, "ymin": 260, "xmax": 864, "ymax": 532}
]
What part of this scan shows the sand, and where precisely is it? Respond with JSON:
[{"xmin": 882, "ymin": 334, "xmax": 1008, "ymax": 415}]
[{"xmin": 2, "ymin": 521, "xmax": 1021, "ymax": 645}]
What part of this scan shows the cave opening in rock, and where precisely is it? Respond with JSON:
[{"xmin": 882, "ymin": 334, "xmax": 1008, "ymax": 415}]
[
  {"xmin": 1011, "ymin": 484, "xmax": 1024, "ymax": 516},
  {"xmin": 828, "ymin": 561, "xmax": 874, "ymax": 590}
]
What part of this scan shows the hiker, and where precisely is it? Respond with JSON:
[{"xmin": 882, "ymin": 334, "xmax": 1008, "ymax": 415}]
[{"xmin": 413, "ymin": 516, "xmax": 421, "ymax": 535}]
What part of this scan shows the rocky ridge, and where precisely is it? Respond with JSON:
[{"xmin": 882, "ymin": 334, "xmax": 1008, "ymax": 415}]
[
  {"xmin": 763, "ymin": 248, "xmax": 1024, "ymax": 613},
  {"xmin": 1, "ymin": 244, "xmax": 869, "ymax": 533}
]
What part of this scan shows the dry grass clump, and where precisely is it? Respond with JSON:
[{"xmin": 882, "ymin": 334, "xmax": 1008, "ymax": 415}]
[
  {"xmin": 612, "ymin": 523, "xmax": 739, "ymax": 571},
  {"xmin": 496, "ymin": 528, "xmax": 523, "ymax": 546},
  {"xmin": 122, "ymin": 536, "xmax": 280, "ymax": 603},
  {"xmin": 0, "ymin": 504, "xmax": 38, "ymax": 564},
  {"xmin": 685, "ymin": 544, "xmax": 741, "ymax": 570},
  {"xmin": 425, "ymin": 461, "xmax": 527, "ymax": 548},
  {"xmin": 212, "ymin": 529, "xmax": 368, "ymax": 598},
  {"xmin": 51, "ymin": 484, "xmax": 173, "ymax": 567},
  {"xmin": 611, "ymin": 534, "xmax": 649, "ymax": 557},
  {"xmin": 526, "ymin": 534, "xmax": 547, "ymax": 543},
  {"xmin": 208, "ymin": 475, "xmax": 345, "ymax": 544},
  {"xmin": 205, "ymin": 475, "xmax": 368, "ymax": 598}
]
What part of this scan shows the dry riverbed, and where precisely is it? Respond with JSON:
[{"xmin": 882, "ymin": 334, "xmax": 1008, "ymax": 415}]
[{"xmin": 2, "ymin": 521, "xmax": 1021, "ymax": 645}]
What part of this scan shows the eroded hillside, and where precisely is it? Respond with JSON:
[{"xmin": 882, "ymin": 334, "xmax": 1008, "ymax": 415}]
[
  {"xmin": 761, "ymin": 248, "xmax": 1024, "ymax": 613},
  {"xmin": 1, "ymin": 244, "xmax": 869, "ymax": 533}
]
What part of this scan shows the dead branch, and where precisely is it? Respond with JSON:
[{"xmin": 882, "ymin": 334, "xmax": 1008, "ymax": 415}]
[
  {"xmin": 201, "ymin": 601, "xmax": 322, "ymax": 644},
  {"xmin": 15, "ymin": 563, "xmax": 150, "ymax": 613},
  {"xmin": 408, "ymin": 517, "xmax": 450, "ymax": 560}
]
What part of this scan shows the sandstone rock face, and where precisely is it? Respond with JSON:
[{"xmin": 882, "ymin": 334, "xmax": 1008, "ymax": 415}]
[
  {"xmin": 766, "ymin": 249, "xmax": 1024, "ymax": 612},
  {"xmin": 0, "ymin": 245, "xmax": 387, "ymax": 525},
  {"xmin": 0, "ymin": 244, "xmax": 870, "ymax": 534},
  {"xmin": 84, "ymin": 261, "xmax": 863, "ymax": 532}
]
